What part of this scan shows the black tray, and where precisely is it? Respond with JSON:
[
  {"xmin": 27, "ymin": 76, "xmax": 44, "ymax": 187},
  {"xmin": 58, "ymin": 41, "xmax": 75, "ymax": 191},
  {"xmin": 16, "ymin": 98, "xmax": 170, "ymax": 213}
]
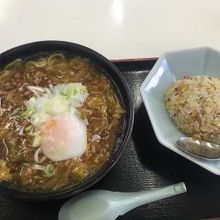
[{"xmin": 1, "ymin": 59, "xmax": 220, "ymax": 220}]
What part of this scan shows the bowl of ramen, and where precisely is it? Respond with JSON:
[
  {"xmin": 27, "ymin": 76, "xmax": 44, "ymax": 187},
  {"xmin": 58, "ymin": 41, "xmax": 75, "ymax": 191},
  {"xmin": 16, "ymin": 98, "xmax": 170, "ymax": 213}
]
[{"xmin": 0, "ymin": 41, "xmax": 133, "ymax": 200}]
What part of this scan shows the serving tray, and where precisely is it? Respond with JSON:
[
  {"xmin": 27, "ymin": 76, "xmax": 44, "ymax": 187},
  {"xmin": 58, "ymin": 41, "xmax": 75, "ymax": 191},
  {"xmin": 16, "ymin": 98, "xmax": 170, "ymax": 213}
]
[{"xmin": 1, "ymin": 59, "xmax": 220, "ymax": 220}]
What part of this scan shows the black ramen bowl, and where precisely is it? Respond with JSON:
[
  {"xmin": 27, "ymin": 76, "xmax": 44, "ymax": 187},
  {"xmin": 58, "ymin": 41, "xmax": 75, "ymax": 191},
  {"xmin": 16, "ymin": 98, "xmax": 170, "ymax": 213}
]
[{"xmin": 0, "ymin": 41, "xmax": 134, "ymax": 201}]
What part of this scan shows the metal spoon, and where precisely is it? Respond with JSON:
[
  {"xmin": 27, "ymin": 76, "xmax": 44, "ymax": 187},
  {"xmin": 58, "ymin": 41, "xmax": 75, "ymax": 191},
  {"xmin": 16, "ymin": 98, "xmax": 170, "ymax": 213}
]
[
  {"xmin": 177, "ymin": 137, "xmax": 220, "ymax": 160},
  {"xmin": 59, "ymin": 182, "xmax": 186, "ymax": 220}
]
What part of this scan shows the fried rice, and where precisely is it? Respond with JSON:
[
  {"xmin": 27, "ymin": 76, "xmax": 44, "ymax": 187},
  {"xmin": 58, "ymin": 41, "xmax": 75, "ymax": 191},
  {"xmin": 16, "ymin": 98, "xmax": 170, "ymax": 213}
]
[{"xmin": 165, "ymin": 75, "xmax": 220, "ymax": 145}]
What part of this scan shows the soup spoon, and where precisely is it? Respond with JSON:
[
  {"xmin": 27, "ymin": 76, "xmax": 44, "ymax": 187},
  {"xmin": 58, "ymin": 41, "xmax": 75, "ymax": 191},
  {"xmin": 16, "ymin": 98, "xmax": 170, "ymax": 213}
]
[
  {"xmin": 59, "ymin": 182, "xmax": 186, "ymax": 220},
  {"xmin": 177, "ymin": 137, "xmax": 220, "ymax": 160}
]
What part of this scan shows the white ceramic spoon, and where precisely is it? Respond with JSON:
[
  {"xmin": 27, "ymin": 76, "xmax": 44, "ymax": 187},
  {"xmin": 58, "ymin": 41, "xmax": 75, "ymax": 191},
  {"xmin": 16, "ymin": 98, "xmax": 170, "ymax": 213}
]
[{"xmin": 59, "ymin": 182, "xmax": 186, "ymax": 220}]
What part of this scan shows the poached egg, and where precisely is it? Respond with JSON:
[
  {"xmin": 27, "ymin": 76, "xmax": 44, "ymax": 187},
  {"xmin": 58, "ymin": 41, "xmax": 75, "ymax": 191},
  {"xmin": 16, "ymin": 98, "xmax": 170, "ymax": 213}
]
[
  {"xmin": 22, "ymin": 83, "xmax": 88, "ymax": 162},
  {"xmin": 40, "ymin": 113, "xmax": 87, "ymax": 161}
]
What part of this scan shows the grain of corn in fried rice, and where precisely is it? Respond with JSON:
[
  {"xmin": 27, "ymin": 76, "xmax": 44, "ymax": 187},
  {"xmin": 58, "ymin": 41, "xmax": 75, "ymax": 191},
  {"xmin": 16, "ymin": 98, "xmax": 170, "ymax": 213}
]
[{"xmin": 165, "ymin": 75, "xmax": 220, "ymax": 145}]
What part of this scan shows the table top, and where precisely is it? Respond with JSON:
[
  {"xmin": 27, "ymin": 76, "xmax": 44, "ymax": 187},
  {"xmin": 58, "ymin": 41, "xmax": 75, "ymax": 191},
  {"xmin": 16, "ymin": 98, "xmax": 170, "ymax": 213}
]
[{"xmin": 1, "ymin": 0, "xmax": 220, "ymax": 59}]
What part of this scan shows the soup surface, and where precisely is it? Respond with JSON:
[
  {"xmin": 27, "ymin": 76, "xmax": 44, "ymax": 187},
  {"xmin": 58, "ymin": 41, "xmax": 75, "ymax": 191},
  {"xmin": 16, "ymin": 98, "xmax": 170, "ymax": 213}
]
[{"xmin": 0, "ymin": 54, "xmax": 124, "ymax": 191}]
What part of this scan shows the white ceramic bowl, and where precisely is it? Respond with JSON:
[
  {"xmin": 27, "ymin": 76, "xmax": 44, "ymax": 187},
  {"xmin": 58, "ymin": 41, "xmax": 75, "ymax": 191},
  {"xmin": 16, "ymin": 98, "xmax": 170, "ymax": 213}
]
[{"xmin": 140, "ymin": 47, "xmax": 220, "ymax": 175}]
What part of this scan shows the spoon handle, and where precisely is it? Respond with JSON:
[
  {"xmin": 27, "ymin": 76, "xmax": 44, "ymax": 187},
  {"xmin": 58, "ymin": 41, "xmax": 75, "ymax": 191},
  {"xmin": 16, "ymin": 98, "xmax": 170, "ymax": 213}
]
[{"xmin": 118, "ymin": 182, "xmax": 186, "ymax": 216}]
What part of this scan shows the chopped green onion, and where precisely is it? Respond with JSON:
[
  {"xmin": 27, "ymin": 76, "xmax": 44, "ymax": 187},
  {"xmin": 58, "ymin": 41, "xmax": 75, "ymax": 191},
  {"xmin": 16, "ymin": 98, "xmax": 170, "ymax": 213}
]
[
  {"xmin": 32, "ymin": 164, "xmax": 45, "ymax": 171},
  {"xmin": 44, "ymin": 164, "xmax": 55, "ymax": 177},
  {"xmin": 81, "ymin": 86, "xmax": 87, "ymax": 93},
  {"xmin": 28, "ymin": 129, "xmax": 34, "ymax": 136},
  {"xmin": 24, "ymin": 125, "xmax": 32, "ymax": 132},
  {"xmin": 12, "ymin": 108, "xmax": 20, "ymax": 116},
  {"xmin": 32, "ymin": 134, "xmax": 42, "ymax": 147},
  {"xmin": 21, "ymin": 107, "xmax": 34, "ymax": 118}
]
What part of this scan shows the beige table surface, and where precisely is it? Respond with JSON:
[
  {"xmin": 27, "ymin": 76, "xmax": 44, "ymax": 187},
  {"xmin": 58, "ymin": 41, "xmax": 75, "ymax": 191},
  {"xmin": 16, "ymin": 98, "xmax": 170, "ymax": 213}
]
[{"xmin": 0, "ymin": 0, "xmax": 220, "ymax": 59}]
